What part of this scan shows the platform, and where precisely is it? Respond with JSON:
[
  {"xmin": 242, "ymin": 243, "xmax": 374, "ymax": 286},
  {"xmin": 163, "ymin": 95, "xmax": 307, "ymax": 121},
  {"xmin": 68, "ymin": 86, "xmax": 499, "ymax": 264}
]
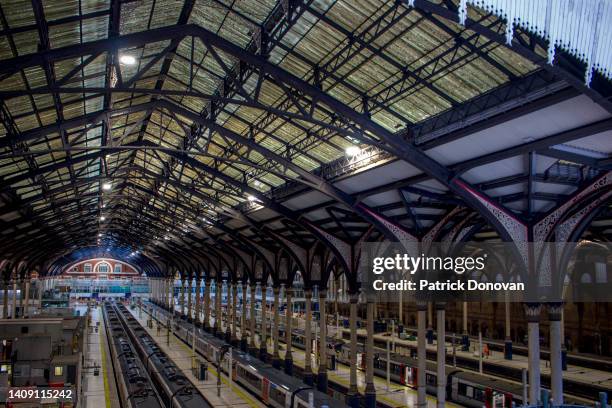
[
  {"xmin": 81, "ymin": 305, "xmax": 120, "ymax": 408},
  {"xmin": 160, "ymin": 303, "xmax": 458, "ymax": 408},
  {"xmin": 345, "ymin": 327, "xmax": 612, "ymax": 391}
]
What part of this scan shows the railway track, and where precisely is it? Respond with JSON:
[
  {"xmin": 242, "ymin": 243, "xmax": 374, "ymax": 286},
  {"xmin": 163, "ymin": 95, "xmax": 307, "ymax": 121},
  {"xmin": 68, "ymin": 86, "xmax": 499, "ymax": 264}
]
[{"xmin": 104, "ymin": 301, "xmax": 213, "ymax": 408}]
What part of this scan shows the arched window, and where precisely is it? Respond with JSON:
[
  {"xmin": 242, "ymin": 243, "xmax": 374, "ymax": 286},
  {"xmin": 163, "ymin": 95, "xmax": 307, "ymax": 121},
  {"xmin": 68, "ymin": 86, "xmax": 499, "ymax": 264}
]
[{"xmin": 95, "ymin": 261, "xmax": 112, "ymax": 274}]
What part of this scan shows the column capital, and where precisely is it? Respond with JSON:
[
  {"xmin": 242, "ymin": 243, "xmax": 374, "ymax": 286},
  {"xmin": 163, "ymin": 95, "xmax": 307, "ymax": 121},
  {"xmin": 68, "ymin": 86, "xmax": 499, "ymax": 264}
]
[
  {"xmin": 416, "ymin": 301, "xmax": 427, "ymax": 311},
  {"xmin": 349, "ymin": 292, "xmax": 359, "ymax": 304},
  {"xmin": 304, "ymin": 288, "xmax": 313, "ymax": 298},
  {"xmin": 523, "ymin": 302, "xmax": 542, "ymax": 323},
  {"xmin": 547, "ymin": 302, "xmax": 564, "ymax": 321},
  {"xmin": 318, "ymin": 288, "xmax": 327, "ymax": 299},
  {"xmin": 272, "ymin": 286, "xmax": 280, "ymax": 295}
]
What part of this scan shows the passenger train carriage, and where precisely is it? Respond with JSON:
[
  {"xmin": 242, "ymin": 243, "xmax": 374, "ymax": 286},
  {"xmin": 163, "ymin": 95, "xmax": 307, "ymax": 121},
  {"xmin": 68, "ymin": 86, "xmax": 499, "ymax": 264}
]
[{"xmin": 152, "ymin": 303, "xmax": 347, "ymax": 408}]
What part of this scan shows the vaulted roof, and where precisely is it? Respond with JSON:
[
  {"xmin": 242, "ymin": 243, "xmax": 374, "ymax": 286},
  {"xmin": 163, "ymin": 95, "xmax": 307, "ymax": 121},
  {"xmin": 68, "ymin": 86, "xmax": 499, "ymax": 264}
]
[{"xmin": 1, "ymin": 0, "xmax": 611, "ymax": 278}]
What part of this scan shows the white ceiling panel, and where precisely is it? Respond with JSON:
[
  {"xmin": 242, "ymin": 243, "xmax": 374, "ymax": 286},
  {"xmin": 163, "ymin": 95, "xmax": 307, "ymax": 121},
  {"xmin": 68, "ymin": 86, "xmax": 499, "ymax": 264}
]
[{"xmin": 425, "ymin": 95, "xmax": 610, "ymax": 166}]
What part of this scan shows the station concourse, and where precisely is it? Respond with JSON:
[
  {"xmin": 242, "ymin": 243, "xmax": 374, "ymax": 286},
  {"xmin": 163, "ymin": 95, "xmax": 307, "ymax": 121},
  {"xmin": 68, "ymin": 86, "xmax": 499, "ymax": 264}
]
[{"xmin": 1, "ymin": 1, "xmax": 612, "ymax": 407}]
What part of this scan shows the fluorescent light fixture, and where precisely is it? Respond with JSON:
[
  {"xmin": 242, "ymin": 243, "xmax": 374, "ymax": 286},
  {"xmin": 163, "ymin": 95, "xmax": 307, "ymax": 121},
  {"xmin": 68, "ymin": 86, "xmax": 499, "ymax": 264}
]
[
  {"xmin": 247, "ymin": 195, "xmax": 257, "ymax": 202},
  {"xmin": 346, "ymin": 145, "xmax": 361, "ymax": 157},
  {"xmin": 119, "ymin": 55, "xmax": 136, "ymax": 65},
  {"xmin": 102, "ymin": 182, "xmax": 112, "ymax": 191}
]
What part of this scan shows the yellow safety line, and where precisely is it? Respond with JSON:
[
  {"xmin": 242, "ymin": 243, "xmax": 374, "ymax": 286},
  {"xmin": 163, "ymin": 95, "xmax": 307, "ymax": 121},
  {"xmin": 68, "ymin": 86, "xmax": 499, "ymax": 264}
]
[
  {"xmin": 98, "ymin": 307, "xmax": 112, "ymax": 408},
  {"xmin": 143, "ymin": 309, "xmax": 261, "ymax": 408}
]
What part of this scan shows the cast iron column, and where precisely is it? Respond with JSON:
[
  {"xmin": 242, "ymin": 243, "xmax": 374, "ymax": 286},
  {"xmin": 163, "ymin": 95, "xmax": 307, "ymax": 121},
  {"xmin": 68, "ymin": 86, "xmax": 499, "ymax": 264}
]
[
  {"xmin": 525, "ymin": 303, "xmax": 542, "ymax": 404},
  {"xmin": 284, "ymin": 285, "xmax": 293, "ymax": 375},
  {"xmin": 303, "ymin": 288, "xmax": 313, "ymax": 385}
]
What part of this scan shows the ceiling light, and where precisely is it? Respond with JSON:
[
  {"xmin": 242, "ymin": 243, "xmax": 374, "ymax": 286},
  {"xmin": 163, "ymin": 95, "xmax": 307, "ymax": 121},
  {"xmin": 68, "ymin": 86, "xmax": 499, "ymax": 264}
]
[
  {"xmin": 98, "ymin": 233, "xmax": 102, "ymax": 237},
  {"xmin": 247, "ymin": 195, "xmax": 257, "ymax": 202},
  {"xmin": 100, "ymin": 216, "xmax": 106, "ymax": 221},
  {"xmin": 102, "ymin": 182, "xmax": 112, "ymax": 191},
  {"xmin": 346, "ymin": 145, "xmax": 361, "ymax": 157},
  {"xmin": 119, "ymin": 55, "xmax": 136, "ymax": 65}
]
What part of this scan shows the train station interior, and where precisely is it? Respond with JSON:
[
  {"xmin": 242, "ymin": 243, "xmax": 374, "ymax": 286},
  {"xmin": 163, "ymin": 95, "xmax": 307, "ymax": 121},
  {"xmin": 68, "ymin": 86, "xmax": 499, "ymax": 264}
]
[{"xmin": 1, "ymin": 0, "xmax": 611, "ymax": 407}]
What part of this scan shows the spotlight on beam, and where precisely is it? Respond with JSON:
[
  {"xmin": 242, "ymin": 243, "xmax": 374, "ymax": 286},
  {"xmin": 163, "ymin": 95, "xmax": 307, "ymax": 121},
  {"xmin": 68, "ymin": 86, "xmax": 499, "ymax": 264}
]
[
  {"xmin": 346, "ymin": 145, "xmax": 361, "ymax": 157},
  {"xmin": 119, "ymin": 55, "xmax": 136, "ymax": 65}
]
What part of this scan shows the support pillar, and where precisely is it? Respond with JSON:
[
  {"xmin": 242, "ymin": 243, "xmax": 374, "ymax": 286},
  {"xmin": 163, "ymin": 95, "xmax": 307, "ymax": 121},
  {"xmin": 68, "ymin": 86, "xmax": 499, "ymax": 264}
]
[
  {"xmin": 249, "ymin": 284, "xmax": 257, "ymax": 355},
  {"xmin": 231, "ymin": 283, "xmax": 238, "ymax": 346},
  {"xmin": 436, "ymin": 303, "xmax": 446, "ymax": 408},
  {"xmin": 303, "ymin": 288, "xmax": 313, "ymax": 385},
  {"xmin": 272, "ymin": 286, "xmax": 281, "ymax": 368},
  {"xmin": 462, "ymin": 301, "xmax": 469, "ymax": 350},
  {"xmin": 23, "ymin": 278, "xmax": 30, "ymax": 318},
  {"xmin": 156, "ymin": 279, "xmax": 160, "ymax": 304},
  {"xmin": 187, "ymin": 278, "xmax": 193, "ymax": 322},
  {"xmin": 317, "ymin": 288, "xmax": 328, "ymax": 392},
  {"xmin": 19, "ymin": 279, "xmax": 24, "ymax": 313},
  {"xmin": 162, "ymin": 278, "xmax": 166, "ymax": 309},
  {"xmin": 180, "ymin": 279, "xmax": 186, "ymax": 317},
  {"xmin": 417, "ymin": 301, "xmax": 427, "ymax": 408},
  {"xmin": 241, "ymin": 283, "xmax": 248, "ymax": 351},
  {"xmin": 215, "ymin": 280, "xmax": 222, "ymax": 337},
  {"xmin": 364, "ymin": 300, "xmax": 376, "ymax": 408},
  {"xmin": 505, "ymin": 298, "xmax": 512, "ymax": 359},
  {"xmin": 37, "ymin": 278, "xmax": 43, "ymax": 312},
  {"xmin": 259, "ymin": 283, "xmax": 268, "ymax": 362},
  {"xmin": 524, "ymin": 303, "xmax": 542, "ymax": 405},
  {"xmin": 3, "ymin": 281, "xmax": 8, "ymax": 319},
  {"xmin": 347, "ymin": 293, "xmax": 360, "ymax": 408},
  {"xmin": 11, "ymin": 279, "xmax": 17, "ymax": 319},
  {"xmin": 195, "ymin": 277, "xmax": 201, "ymax": 327},
  {"xmin": 168, "ymin": 277, "xmax": 174, "ymax": 311},
  {"xmin": 561, "ymin": 307, "xmax": 567, "ymax": 370},
  {"xmin": 284, "ymin": 286, "xmax": 293, "ymax": 375},
  {"xmin": 225, "ymin": 281, "xmax": 232, "ymax": 342},
  {"xmin": 548, "ymin": 303, "xmax": 564, "ymax": 405},
  {"xmin": 427, "ymin": 302, "xmax": 434, "ymax": 344},
  {"xmin": 204, "ymin": 279, "xmax": 211, "ymax": 331}
]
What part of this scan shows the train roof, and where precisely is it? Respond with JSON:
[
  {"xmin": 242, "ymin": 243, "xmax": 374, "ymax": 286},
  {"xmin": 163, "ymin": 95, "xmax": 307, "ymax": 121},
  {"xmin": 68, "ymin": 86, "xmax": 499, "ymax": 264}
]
[{"xmin": 452, "ymin": 370, "xmax": 525, "ymax": 395}]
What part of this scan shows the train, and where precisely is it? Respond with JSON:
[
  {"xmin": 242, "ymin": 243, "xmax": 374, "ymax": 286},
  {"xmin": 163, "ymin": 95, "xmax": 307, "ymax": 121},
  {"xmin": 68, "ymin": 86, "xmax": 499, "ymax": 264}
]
[
  {"xmin": 150, "ymin": 303, "xmax": 348, "ymax": 408},
  {"xmin": 285, "ymin": 328, "xmax": 538, "ymax": 408},
  {"xmin": 107, "ymin": 302, "xmax": 213, "ymax": 408},
  {"xmin": 282, "ymin": 325, "xmax": 593, "ymax": 406},
  {"xmin": 102, "ymin": 304, "xmax": 163, "ymax": 408},
  {"xmin": 152, "ymin": 302, "xmax": 530, "ymax": 408}
]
